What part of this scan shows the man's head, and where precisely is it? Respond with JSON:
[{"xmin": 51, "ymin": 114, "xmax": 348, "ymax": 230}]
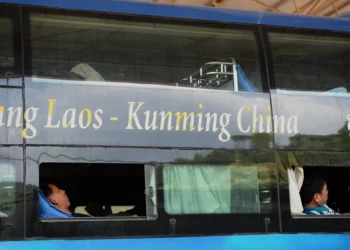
[
  {"xmin": 300, "ymin": 175, "xmax": 328, "ymax": 207},
  {"xmin": 40, "ymin": 183, "xmax": 70, "ymax": 212}
]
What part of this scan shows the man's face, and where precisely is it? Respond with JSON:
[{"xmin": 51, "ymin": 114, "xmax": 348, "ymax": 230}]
[
  {"xmin": 48, "ymin": 184, "xmax": 70, "ymax": 209},
  {"xmin": 315, "ymin": 183, "xmax": 328, "ymax": 206}
]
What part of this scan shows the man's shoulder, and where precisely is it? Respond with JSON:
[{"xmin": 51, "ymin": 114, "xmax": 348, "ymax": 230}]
[
  {"xmin": 303, "ymin": 205, "xmax": 338, "ymax": 215},
  {"xmin": 303, "ymin": 207, "xmax": 321, "ymax": 215}
]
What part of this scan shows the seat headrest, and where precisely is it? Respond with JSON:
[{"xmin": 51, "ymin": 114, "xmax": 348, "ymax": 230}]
[
  {"xmin": 237, "ymin": 65, "xmax": 258, "ymax": 92},
  {"xmin": 39, "ymin": 189, "xmax": 72, "ymax": 218}
]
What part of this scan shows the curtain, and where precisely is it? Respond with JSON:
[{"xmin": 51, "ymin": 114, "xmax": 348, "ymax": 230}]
[{"xmin": 163, "ymin": 164, "xmax": 260, "ymax": 214}]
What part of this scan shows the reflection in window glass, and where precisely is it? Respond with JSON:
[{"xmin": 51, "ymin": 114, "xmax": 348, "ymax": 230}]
[
  {"xmin": 163, "ymin": 164, "xmax": 273, "ymax": 214},
  {"xmin": 29, "ymin": 13, "xmax": 262, "ymax": 92},
  {"xmin": 269, "ymin": 32, "xmax": 350, "ymax": 92},
  {"xmin": 0, "ymin": 18, "xmax": 14, "ymax": 74},
  {"xmin": 0, "ymin": 162, "xmax": 16, "ymax": 217}
]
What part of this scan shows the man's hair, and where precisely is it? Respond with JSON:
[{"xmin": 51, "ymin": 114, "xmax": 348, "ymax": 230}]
[
  {"xmin": 300, "ymin": 175, "xmax": 326, "ymax": 205},
  {"xmin": 39, "ymin": 183, "xmax": 53, "ymax": 199}
]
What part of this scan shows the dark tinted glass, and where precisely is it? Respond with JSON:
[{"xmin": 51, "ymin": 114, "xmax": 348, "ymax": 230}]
[
  {"xmin": 28, "ymin": 12, "xmax": 262, "ymax": 91},
  {"xmin": 269, "ymin": 32, "xmax": 350, "ymax": 92}
]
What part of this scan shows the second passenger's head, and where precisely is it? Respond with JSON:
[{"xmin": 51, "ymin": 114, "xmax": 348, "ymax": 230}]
[{"xmin": 300, "ymin": 175, "xmax": 328, "ymax": 208}]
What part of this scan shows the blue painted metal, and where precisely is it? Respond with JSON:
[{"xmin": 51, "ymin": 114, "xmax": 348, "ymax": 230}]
[
  {"xmin": 2, "ymin": 234, "xmax": 350, "ymax": 250},
  {"xmin": 340, "ymin": 13, "xmax": 350, "ymax": 18},
  {"xmin": 1, "ymin": 0, "xmax": 350, "ymax": 32}
]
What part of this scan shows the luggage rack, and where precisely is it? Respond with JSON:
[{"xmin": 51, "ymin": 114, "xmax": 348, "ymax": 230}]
[{"xmin": 176, "ymin": 57, "xmax": 238, "ymax": 92}]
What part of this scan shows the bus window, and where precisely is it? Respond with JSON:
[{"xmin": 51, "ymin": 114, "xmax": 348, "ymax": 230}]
[
  {"xmin": 27, "ymin": 12, "xmax": 262, "ymax": 92},
  {"xmin": 38, "ymin": 163, "xmax": 157, "ymax": 219},
  {"xmin": 163, "ymin": 164, "xmax": 274, "ymax": 214},
  {"xmin": 268, "ymin": 32, "xmax": 350, "ymax": 93},
  {"xmin": 284, "ymin": 151, "xmax": 350, "ymax": 217},
  {"xmin": 268, "ymin": 31, "xmax": 350, "ymax": 151}
]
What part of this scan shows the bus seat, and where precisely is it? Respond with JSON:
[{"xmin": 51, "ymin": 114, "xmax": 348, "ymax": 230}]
[
  {"xmin": 327, "ymin": 87, "xmax": 347, "ymax": 93},
  {"xmin": 288, "ymin": 165, "xmax": 305, "ymax": 215},
  {"xmin": 71, "ymin": 63, "xmax": 105, "ymax": 82},
  {"xmin": 236, "ymin": 65, "xmax": 258, "ymax": 92},
  {"xmin": 39, "ymin": 189, "xmax": 72, "ymax": 218}
]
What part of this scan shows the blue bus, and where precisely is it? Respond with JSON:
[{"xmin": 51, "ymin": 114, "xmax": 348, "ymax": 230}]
[{"xmin": 0, "ymin": 0, "xmax": 350, "ymax": 249}]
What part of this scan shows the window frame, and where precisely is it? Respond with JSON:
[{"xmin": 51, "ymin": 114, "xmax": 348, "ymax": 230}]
[
  {"xmin": 157, "ymin": 155, "xmax": 280, "ymax": 235},
  {"xmin": 277, "ymin": 151, "xmax": 350, "ymax": 234},
  {"xmin": 25, "ymin": 147, "xmax": 280, "ymax": 238},
  {"xmin": 25, "ymin": 147, "xmax": 163, "ymax": 239}
]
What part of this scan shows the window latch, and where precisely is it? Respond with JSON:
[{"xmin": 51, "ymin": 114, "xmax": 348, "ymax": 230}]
[
  {"xmin": 264, "ymin": 217, "xmax": 271, "ymax": 233},
  {"xmin": 169, "ymin": 218, "xmax": 176, "ymax": 235},
  {"xmin": 145, "ymin": 186, "xmax": 154, "ymax": 198},
  {"xmin": 5, "ymin": 72, "xmax": 13, "ymax": 86}
]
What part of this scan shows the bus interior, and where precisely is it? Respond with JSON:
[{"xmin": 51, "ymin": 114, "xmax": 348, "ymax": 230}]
[
  {"xmin": 39, "ymin": 163, "xmax": 147, "ymax": 218},
  {"xmin": 303, "ymin": 166, "xmax": 350, "ymax": 214}
]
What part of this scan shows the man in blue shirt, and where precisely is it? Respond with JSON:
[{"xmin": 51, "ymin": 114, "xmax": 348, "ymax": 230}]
[{"xmin": 300, "ymin": 176, "xmax": 338, "ymax": 215}]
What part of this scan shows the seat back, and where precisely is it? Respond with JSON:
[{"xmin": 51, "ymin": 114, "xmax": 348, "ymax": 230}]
[
  {"xmin": 327, "ymin": 87, "xmax": 347, "ymax": 93},
  {"xmin": 236, "ymin": 65, "xmax": 258, "ymax": 92}
]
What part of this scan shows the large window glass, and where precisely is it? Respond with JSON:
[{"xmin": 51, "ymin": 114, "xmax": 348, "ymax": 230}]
[
  {"xmin": 0, "ymin": 6, "xmax": 22, "ymax": 86},
  {"xmin": 0, "ymin": 18, "xmax": 13, "ymax": 73},
  {"xmin": 28, "ymin": 12, "xmax": 262, "ymax": 92},
  {"xmin": 163, "ymin": 163, "xmax": 274, "ymax": 214},
  {"xmin": 269, "ymin": 32, "xmax": 350, "ymax": 92},
  {"xmin": 269, "ymin": 31, "xmax": 350, "ymax": 151}
]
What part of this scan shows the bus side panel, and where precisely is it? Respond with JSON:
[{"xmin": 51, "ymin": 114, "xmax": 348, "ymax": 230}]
[{"xmin": 2, "ymin": 234, "xmax": 350, "ymax": 250}]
